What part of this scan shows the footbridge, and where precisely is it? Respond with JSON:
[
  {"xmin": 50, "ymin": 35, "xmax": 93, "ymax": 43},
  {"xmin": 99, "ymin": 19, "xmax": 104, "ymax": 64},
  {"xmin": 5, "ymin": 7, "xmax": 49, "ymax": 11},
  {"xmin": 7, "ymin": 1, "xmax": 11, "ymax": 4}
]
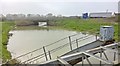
[{"xmin": 3, "ymin": 32, "xmax": 120, "ymax": 66}]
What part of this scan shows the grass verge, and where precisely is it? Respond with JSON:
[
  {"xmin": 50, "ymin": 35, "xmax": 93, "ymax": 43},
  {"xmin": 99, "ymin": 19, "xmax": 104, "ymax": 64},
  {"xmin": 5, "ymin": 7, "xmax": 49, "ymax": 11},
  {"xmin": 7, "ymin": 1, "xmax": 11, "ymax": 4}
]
[
  {"xmin": 54, "ymin": 18, "xmax": 118, "ymax": 42},
  {"xmin": 1, "ymin": 18, "xmax": 118, "ymax": 63},
  {"xmin": 1, "ymin": 21, "xmax": 15, "ymax": 62}
]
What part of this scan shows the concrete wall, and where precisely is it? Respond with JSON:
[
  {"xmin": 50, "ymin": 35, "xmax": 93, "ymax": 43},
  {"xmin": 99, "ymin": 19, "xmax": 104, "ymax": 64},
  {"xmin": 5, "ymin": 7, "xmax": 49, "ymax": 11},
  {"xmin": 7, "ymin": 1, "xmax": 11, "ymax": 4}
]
[{"xmin": 38, "ymin": 22, "xmax": 47, "ymax": 27}]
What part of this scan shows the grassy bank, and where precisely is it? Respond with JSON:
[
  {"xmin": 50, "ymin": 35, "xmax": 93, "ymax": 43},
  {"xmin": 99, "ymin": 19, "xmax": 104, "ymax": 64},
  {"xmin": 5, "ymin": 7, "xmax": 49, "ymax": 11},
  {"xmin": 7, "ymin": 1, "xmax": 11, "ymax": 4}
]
[
  {"xmin": 0, "ymin": 18, "xmax": 118, "ymax": 63},
  {"xmin": 1, "ymin": 21, "xmax": 15, "ymax": 62},
  {"xmin": 0, "ymin": 22, "xmax": 2, "ymax": 60},
  {"xmin": 15, "ymin": 18, "xmax": 118, "ymax": 42},
  {"xmin": 53, "ymin": 18, "xmax": 118, "ymax": 41}
]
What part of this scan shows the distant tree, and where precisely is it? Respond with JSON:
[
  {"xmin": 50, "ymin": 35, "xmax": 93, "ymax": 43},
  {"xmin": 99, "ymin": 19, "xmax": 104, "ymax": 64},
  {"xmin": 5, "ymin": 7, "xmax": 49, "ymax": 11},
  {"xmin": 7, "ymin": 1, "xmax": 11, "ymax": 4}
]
[
  {"xmin": 118, "ymin": 15, "xmax": 120, "ymax": 22},
  {"xmin": 46, "ymin": 13, "xmax": 53, "ymax": 17},
  {"xmin": 1, "ymin": 16, "xmax": 6, "ymax": 22},
  {"xmin": 27, "ymin": 14, "xmax": 31, "ymax": 17},
  {"xmin": 57, "ymin": 14, "xmax": 63, "ymax": 17}
]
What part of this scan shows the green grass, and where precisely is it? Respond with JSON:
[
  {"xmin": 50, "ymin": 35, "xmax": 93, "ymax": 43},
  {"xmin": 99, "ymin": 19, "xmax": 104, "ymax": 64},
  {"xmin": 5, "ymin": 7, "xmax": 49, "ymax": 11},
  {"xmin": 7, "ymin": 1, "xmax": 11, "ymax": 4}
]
[
  {"xmin": 0, "ymin": 22, "xmax": 2, "ymax": 60},
  {"xmin": 55, "ymin": 18, "xmax": 118, "ymax": 42},
  {"xmin": 1, "ymin": 21, "xmax": 15, "ymax": 62},
  {"xmin": 0, "ymin": 18, "xmax": 118, "ymax": 63},
  {"xmin": 14, "ymin": 18, "xmax": 118, "ymax": 42}
]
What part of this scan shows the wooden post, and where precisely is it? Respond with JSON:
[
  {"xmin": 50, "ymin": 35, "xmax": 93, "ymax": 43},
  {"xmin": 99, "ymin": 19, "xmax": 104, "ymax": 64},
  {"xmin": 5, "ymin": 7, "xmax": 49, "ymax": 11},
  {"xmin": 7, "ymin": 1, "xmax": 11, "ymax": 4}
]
[
  {"xmin": 69, "ymin": 36, "xmax": 72, "ymax": 50},
  {"xmin": 43, "ymin": 46, "xmax": 48, "ymax": 61},
  {"xmin": 76, "ymin": 39, "xmax": 79, "ymax": 48},
  {"xmin": 48, "ymin": 51, "xmax": 52, "ymax": 60}
]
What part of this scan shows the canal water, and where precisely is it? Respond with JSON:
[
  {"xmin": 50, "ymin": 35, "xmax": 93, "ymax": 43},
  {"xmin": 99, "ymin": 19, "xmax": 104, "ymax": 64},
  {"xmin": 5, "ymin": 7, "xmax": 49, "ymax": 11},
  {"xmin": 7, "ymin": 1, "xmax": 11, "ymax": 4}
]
[
  {"xmin": 7, "ymin": 29, "xmax": 106, "ymax": 64},
  {"xmin": 8, "ymin": 29, "xmax": 78, "ymax": 58},
  {"xmin": 7, "ymin": 30, "xmax": 94, "ymax": 63}
]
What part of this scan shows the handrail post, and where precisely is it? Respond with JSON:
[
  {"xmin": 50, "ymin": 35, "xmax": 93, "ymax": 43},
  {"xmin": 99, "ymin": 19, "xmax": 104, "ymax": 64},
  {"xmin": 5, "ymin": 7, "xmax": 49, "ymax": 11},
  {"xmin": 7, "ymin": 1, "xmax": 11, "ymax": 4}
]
[
  {"xmin": 100, "ymin": 48, "xmax": 102, "ymax": 66},
  {"xmin": 69, "ymin": 36, "xmax": 72, "ymax": 51},
  {"xmin": 114, "ymin": 52, "xmax": 116, "ymax": 61},
  {"xmin": 96, "ymin": 34, "xmax": 97, "ymax": 41},
  {"xmin": 82, "ymin": 54, "xmax": 84, "ymax": 66},
  {"xmin": 48, "ymin": 51, "xmax": 52, "ymax": 60},
  {"xmin": 43, "ymin": 46, "xmax": 48, "ymax": 61},
  {"xmin": 76, "ymin": 39, "xmax": 79, "ymax": 48}
]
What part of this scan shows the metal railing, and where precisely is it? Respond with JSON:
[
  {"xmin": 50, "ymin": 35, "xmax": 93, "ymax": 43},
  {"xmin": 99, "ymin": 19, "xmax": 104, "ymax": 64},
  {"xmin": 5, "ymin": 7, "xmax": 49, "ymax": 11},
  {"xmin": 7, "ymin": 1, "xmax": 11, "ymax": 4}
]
[
  {"xmin": 4, "ymin": 33, "xmax": 98, "ymax": 64},
  {"xmin": 58, "ymin": 42, "xmax": 119, "ymax": 65}
]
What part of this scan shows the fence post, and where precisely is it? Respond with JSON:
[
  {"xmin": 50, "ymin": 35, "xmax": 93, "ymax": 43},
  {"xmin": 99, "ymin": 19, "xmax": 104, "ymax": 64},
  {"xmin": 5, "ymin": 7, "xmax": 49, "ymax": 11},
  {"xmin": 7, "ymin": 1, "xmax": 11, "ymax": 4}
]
[
  {"xmin": 43, "ymin": 46, "xmax": 48, "ymax": 61},
  {"xmin": 48, "ymin": 51, "xmax": 52, "ymax": 60},
  {"xmin": 82, "ymin": 55, "xmax": 84, "ymax": 66},
  {"xmin": 96, "ymin": 34, "xmax": 97, "ymax": 41},
  {"xmin": 114, "ymin": 52, "xmax": 116, "ymax": 61},
  {"xmin": 69, "ymin": 36, "xmax": 72, "ymax": 51},
  {"xmin": 76, "ymin": 39, "xmax": 79, "ymax": 48}
]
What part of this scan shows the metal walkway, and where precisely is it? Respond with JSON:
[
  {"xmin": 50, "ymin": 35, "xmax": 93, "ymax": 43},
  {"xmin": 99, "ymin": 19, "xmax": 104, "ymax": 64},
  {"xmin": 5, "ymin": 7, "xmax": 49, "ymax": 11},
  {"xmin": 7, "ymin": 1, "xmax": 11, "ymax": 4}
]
[
  {"xmin": 42, "ymin": 42, "xmax": 119, "ymax": 66},
  {"xmin": 3, "ymin": 33, "xmax": 119, "ymax": 66}
]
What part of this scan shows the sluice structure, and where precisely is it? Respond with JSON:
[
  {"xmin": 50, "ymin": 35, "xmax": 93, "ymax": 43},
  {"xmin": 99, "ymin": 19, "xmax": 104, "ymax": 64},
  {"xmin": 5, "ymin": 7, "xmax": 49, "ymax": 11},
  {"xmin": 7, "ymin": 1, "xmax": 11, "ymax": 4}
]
[{"xmin": 3, "ymin": 26, "xmax": 120, "ymax": 66}]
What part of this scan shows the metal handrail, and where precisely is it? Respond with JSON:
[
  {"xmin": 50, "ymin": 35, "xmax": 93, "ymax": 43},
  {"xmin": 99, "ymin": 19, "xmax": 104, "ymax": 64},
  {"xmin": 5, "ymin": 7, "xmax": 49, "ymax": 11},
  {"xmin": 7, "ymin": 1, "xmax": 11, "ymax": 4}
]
[
  {"xmin": 21, "ymin": 35, "xmax": 94, "ymax": 64},
  {"xmin": 50, "ymin": 35, "xmax": 94, "ymax": 54},
  {"xmin": 50, "ymin": 35, "xmax": 93, "ymax": 53},
  {"xmin": 3, "ymin": 33, "xmax": 82, "ymax": 64},
  {"xmin": 45, "ymin": 33, "xmax": 80, "ymax": 47},
  {"xmin": 27, "ymin": 55, "xmax": 45, "ymax": 64},
  {"xmin": 21, "ymin": 53, "xmax": 45, "ymax": 64},
  {"xmin": 4, "ymin": 33, "xmax": 97, "ymax": 64}
]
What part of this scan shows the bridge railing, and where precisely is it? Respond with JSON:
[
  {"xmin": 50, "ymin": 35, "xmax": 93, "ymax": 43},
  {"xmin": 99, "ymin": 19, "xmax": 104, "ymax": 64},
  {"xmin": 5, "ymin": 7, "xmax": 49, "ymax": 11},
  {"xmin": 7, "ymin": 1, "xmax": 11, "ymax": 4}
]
[
  {"xmin": 21, "ymin": 35, "xmax": 97, "ymax": 64},
  {"xmin": 4, "ymin": 33, "xmax": 98, "ymax": 64}
]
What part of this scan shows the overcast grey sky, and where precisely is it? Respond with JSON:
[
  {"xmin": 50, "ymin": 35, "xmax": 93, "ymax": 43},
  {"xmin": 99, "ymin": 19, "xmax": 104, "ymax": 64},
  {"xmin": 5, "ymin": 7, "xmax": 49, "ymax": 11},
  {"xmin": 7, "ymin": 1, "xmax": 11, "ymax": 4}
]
[{"xmin": 0, "ymin": 0, "xmax": 119, "ymax": 16}]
